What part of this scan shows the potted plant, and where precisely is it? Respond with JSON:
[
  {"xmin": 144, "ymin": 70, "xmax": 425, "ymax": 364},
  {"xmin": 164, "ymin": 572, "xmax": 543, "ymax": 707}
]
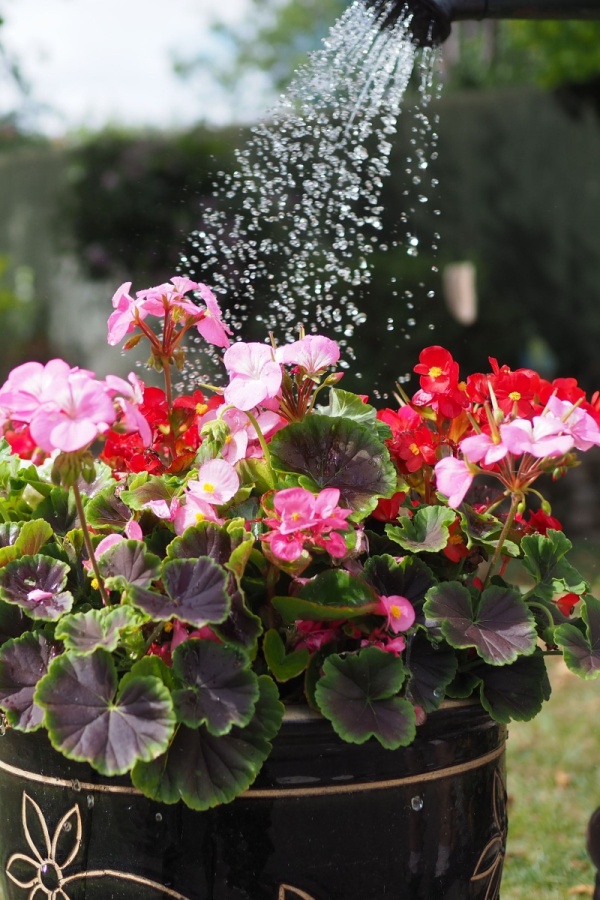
[{"xmin": 0, "ymin": 276, "xmax": 597, "ymax": 899}]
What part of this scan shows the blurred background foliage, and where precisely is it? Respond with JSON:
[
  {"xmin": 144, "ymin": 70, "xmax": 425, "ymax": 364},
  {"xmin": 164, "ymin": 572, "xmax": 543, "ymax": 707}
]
[{"xmin": 2, "ymin": 2, "xmax": 600, "ymax": 395}]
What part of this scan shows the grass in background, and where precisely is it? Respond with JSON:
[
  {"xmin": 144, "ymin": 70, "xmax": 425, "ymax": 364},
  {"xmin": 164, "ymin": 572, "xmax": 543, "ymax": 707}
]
[{"xmin": 501, "ymin": 655, "xmax": 600, "ymax": 898}]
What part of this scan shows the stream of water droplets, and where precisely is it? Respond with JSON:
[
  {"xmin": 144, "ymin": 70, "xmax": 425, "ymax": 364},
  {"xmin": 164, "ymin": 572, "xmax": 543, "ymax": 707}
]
[{"xmin": 181, "ymin": 0, "xmax": 440, "ymax": 387}]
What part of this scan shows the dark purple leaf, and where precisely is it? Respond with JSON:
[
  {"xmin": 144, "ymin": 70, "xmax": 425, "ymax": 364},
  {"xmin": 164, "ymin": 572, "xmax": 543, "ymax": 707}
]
[
  {"xmin": 0, "ymin": 633, "xmax": 59, "ymax": 730},
  {"xmin": 130, "ymin": 557, "xmax": 230, "ymax": 626},
  {"xmin": 0, "ymin": 555, "xmax": 73, "ymax": 621},
  {"xmin": 424, "ymin": 582, "xmax": 537, "ymax": 665},
  {"xmin": 131, "ymin": 676, "xmax": 284, "ymax": 809},
  {"xmin": 97, "ymin": 540, "xmax": 161, "ymax": 589},
  {"xmin": 55, "ymin": 606, "xmax": 141, "ymax": 654},
  {"xmin": 269, "ymin": 415, "xmax": 396, "ymax": 515},
  {"xmin": 475, "ymin": 651, "xmax": 551, "ymax": 722},
  {"xmin": 406, "ymin": 632, "xmax": 458, "ymax": 712},
  {"xmin": 314, "ymin": 647, "xmax": 416, "ymax": 748},
  {"xmin": 555, "ymin": 595, "xmax": 600, "ymax": 678},
  {"xmin": 35, "ymin": 649, "xmax": 175, "ymax": 775},
  {"xmin": 172, "ymin": 640, "xmax": 259, "ymax": 734}
]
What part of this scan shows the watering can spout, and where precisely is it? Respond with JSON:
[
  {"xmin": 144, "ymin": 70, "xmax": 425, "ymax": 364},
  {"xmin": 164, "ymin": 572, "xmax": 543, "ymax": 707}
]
[{"xmin": 366, "ymin": 0, "xmax": 600, "ymax": 46}]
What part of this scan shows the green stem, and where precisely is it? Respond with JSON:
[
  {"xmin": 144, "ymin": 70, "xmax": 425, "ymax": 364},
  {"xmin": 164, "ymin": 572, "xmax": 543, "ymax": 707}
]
[
  {"xmin": 481, "ymin": 492, "xmax": 521, "ymax": 591},
  {"xmin": 72, "ymin": 481, "xmax": 110, "ymax": 606}
]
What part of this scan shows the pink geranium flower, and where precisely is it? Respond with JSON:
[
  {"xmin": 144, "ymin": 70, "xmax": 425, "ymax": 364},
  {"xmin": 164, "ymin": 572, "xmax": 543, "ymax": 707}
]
[
  {"xmin": 434, "ymin": 457, "xmax": 475, "ymax": 508},
  {"xmin": 0, "ymin": 359, "xmax": 76, "ymax": 423},
  {"xmin": 276, "ymin": 335, "xmax": 340, "ymax": 376},
  {"xmin": 223, "ymin": 342, "xmax": 283, "ymax": 411},
  {"xmin": 107, "ymin": 282, "xmax": 148, "ymax": 345},
  {"xmin": 499, "ymin": 416, "xmax": 574, "ymax": 459},
  {"xmin": 195, "ymin": 284, "xmax": 232, "ymax": 349},
  {"xmin": 543, "ymin": 395, "xmax": 600, "ymax": 451},
  {"xmin": 460, "ymin": 432, "xmax": 509, "ymax": 466},
  {"xmin": 29, "ymin": 370, "xmax": 117, "ymax": 453}
]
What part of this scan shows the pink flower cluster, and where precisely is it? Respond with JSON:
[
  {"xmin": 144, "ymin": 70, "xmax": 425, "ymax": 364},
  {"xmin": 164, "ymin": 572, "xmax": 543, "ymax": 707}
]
[
  {"xmin": 223, "ymin": 335, "xmax": 340, "ymax": 411},
  {"xmin": 0, "ymin": 360, "xmax": 150, "ymax": 454},
  {"xmin": 262, "ymin": 487, "xmax": 351, "ymax": 562},
  {"xmin": 107, "ymin": 276, "xmax": 232, "ymax": 349},
  {"xmin": 435, "ymin": 394, "xmax": 600, "ymax": 508}
]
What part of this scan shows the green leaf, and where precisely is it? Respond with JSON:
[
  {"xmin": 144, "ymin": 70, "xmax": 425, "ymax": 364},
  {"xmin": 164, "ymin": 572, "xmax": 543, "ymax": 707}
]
[
  {"xmin": 269, "ymin": 415, "xmax": 396, "ymax": 517},
  {"xmin": 129, "ymin": 556, "xmax": 230, "ymax": 627},
  {"xmin": 319, "ymin": 388, "xmax": 391, "ymax": 441},
  {"xmin": 386, "ymin": 506, "xmax": 457, "ymax": 553},
  {"xmin": 131, "ymin": 675, "xmax": 284, "ymax": 810},
  {"xmin": 171, "ymin": 640, "xmax": 259, "ymax": 734},
  {"xmin": 97, "ymin": 540, "xmax": 162, "ymax": 590},
  {"xmin": 475, "ymin": 651, "xmax": 551, "ymax": 723},
  {"xmin": 54, "ymin": 606, "xmax": 142, "ymax": 654},
  {"xmin": 14, "ymin": 520, "xmax": 54, "ymax": 556},
  {"xmin": 521, "ymin": 529, "xmax": 587, "ymax": 601},
  {"xmin": 119, "ymin": 475, "xmax": 176, "ymax": 511},
  {"xmin": 314, "ymin": 648, "xmax": 416, "ymax": 749},
  {"xmin": 273, "ymin": 569, "xmax": 378, "ymax": 624},
  {"xmin": 0, "ymin": 555, "xmax": 74, "ymax": 621},
  {"xmin": 263, "ymin": 629, "xmax": 310, "ymax": 681},
  {"xmin": 85, "ymin": 487, "xmax": 132, "ymax": 530},
  {"xmin": 0, "ymin": 633, "xmax": 59, "ymax": 731},
  {"xmin": 424, "ymin": 582, "xmax": 537, "ymax": 665},
  {"xmin": 554, "ymin": 595, "xmax": 600, "ymax": 678},
  {"xmin": 35, "ymin": 648, "xmax": 176, "ymax": 776}
]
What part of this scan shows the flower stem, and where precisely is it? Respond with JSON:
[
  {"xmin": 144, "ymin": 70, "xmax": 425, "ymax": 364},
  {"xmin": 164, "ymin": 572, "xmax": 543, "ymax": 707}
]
[
  {"xmin": 72, "ymin": 481, "xmax": 110, "ymax": 606},
  {"xmin": 241, "ymin": 410, "xmax": 276, "ymax": 489},
  {"xmin": 481, "ymin": 492, "xmax": 521, "ymax": 591}
]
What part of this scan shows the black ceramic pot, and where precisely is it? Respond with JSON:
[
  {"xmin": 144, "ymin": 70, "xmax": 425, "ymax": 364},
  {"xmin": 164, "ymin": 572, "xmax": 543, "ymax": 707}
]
[{"xmin": 0, "ymin": 701, "xmax": 506, "ymax": 900}]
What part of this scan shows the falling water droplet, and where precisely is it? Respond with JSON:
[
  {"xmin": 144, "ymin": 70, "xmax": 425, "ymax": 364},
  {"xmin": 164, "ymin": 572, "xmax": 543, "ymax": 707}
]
[
  {"xmin": 86, "ymin": 795, "xmax": 95, "ymax": 809},
  {"xmin": 411, "ymin": 796, "xmax": 424, "ymax": 811},
  {"xmin": 155, "ymin": 812, "xmax": 163, "ymax": 823},
  {"xmin": 71, "ymin": 780, "xmax": 81, "ymax": 793}
]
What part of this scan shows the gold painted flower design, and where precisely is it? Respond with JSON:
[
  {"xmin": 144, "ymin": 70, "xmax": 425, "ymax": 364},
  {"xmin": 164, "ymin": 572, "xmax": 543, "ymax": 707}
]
[{"xmin": 6, "ymin": 792, "xmax": 82, "ymax": 899}]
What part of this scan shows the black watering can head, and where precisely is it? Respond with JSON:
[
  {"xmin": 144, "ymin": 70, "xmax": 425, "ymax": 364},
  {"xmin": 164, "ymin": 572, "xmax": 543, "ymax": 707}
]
[{"xmin": 365, "ymin": 0, "xmax": 600, "ymax": 47}]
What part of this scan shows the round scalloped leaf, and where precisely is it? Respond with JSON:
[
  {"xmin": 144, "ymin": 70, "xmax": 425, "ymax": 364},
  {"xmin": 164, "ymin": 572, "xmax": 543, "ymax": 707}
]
[
  {"xmin": 97, "ymin": 540, "xmax": 161, "ymax": 590},
  {"xmin": 555, "ymin": 595, "xmax": 600, "ymax": 679},
  {"xmin": 424, "ymin": 582, "xmax": 537, "ymax": 665},
  {"xmin": 34, "ymin": 649, "xmax": 176, "ymax": 776},
  {"xmin": 130, "ymin": 557, "xmax": 230, "ymax": 627},
  {"xmin": 269, "ymin": 415, "xmax": 396, "ymax": 516},
  {"xmin": 386, "ymin": 506, "xmax": 457, "ymax": 554},
  {"xmin": 167, "ymin": 521, "xmax": 254, "ymax": 579},
  {"xmin": 171, "ymin": 640, "xmax": 259, "ymax": 734},
  {"xmin": 0, "ymin": 633, "xmax": 59, "ymax": 731},
  {"xmin": 521, "ymin": 529, "xmax": 587, "ymax": 601},
  {"xmin": 314, "ymin": 648, "xmax": 416, "ymax": 749},
  {"xmin": 85, "ymin": 487, "xmax": 132, "ymax": 530},
  {"xmin": 54, "ymin": 606, "xmax": 143, "ymax": 654},
  {"xmin": 0, "ymin": 555, "xmax": 73, "ymax": 621},
  {"xmin": 131, "ymin": 675, "xmax": 284, "ymax": 810},
  {"xmin": 476, "ymin": 651, "xmax": 551, "ymax": 723}
]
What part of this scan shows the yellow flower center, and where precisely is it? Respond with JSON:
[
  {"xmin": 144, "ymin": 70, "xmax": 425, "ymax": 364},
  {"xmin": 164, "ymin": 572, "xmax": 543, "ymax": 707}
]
[
  {"xmin": 291, "ymin": 511, "xmax": 301, "ymax": 521},
  {"xmin": 428, "ymin": 366, "xmax": 443, "ymax": 378},
  {"xmin": 390, "ymin": 604, "xmax": 402, "ymax": 620},
  {"xmin": 195, "ymin": 512, "xmax": 206, "ymax": 523},
  {"xmin": 408, "ymin": 443, "xmax": 420, "ymax": 456},
  {"xmin": 509, "ymin": 391, "xmax": 521, "ymax": 401},
  {"xmin": 195, "ymin": 402, "xmax": 208, "ymax": 415},
  {"xmin": 202, "ymin": 483, "xmax": 215, "ymax": 494}
]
